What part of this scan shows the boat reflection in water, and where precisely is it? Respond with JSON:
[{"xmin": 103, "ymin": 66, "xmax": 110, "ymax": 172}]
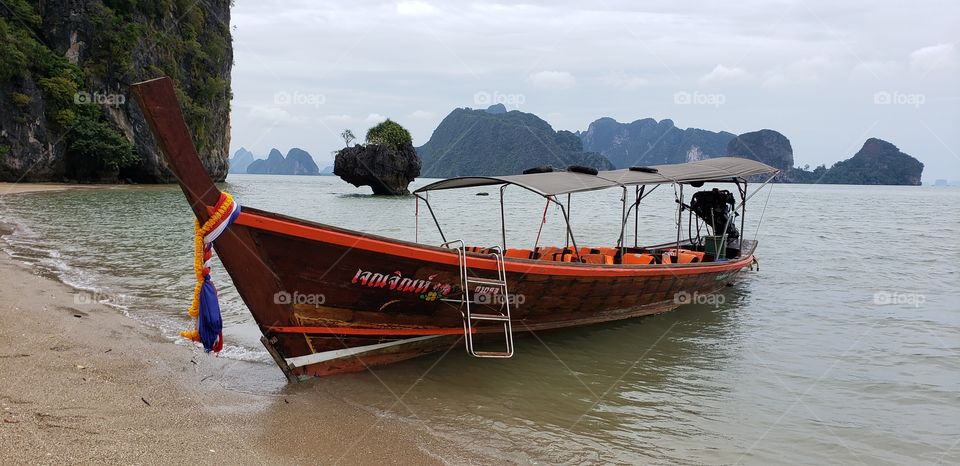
[{"xmin": 316, "ymin": 285, "xmax": 750, "ymax": 463}]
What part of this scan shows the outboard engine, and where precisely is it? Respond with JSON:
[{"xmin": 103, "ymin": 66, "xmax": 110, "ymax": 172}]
[{"xmin": 690, "ymin": 188, "xmax": 739, "ymax": 239}]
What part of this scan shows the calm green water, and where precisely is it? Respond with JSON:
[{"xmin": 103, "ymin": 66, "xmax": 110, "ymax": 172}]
[{"xmin": 1, "ymin": 176, "xmax": 958, "ymax": 464}]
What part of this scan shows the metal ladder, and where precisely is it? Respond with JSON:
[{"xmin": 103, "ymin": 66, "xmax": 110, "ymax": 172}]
[{"xmin": 442, "ymin": 240, "xmax": 514, "ymax": 358}]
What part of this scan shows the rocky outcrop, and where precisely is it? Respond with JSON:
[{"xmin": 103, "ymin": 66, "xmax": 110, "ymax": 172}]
[
  {"xmin": 229, "ymin": 148, "xmax": 255, "ymax": 174},
  {"xmin": 726, "ymin": 129, "xmax": 794, "ymax": 172},
  {"xmin": 0, "ymin": 1, "xmax": 232, "ymax": 183},
  {"xmin": 579, "ymin": 117, "xmax": 735, "ymax": 168},
  {"xmin": 485, "ymin": 103, "xmax": 507, "ymax": 114},
  {"xmin": 247, "ymin": 149, "xmax": 285, "ymax": 175},
  {"xmin": 819, "ymin": 138, "xmax": 923, "ymax": 185},
  {"xmin": 417, "ymin": 106, "xmax": 613, "ymax": 177},
  {"xmin": 246, "ymin": 148, "xmax": 319, "ymax": 175},
  {"xmin": 285, "ymin": 148, "xmax": 321, "ymax": 175},
  {"xmin": 335, "ymin": 143, "xmax": 421, "ymax": 195}
]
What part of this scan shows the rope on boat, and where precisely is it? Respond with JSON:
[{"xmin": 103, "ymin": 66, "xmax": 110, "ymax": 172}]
[
  {"xmin": 532, "ymin": 197, "xmax": 551, "ymax": 250},
  {"xmin": 180, "ymin": 192, "xmax": 240, "ymax": 353},
  {"xmin": 753, "ymin": 182, "xmax": 774, "ymax": 242}
]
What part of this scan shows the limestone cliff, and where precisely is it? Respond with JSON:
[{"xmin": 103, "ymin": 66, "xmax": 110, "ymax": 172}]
[
  {"xmin": 246, "ymin": 148, "xmax": 320, "ymax": 175},
  {"xmin": 0, "ymin": 0, "xmax": 232, "ymax": 182},
  {"xmin": 725, "ymin": 129, "xmax": 794, "ymax": 172},
  {"xmin": 417, "ymin": 105, "xmax": 613, "ymax": 177},
  {"xmin": 579, "ymin": 117, "xmax": 735, "ymax": 168},
  {"xmin": 819, "ymin": 138, "xmax": 923, "ymax": 185}
]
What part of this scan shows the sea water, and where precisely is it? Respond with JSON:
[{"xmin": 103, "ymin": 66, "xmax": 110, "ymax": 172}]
[{"xmin": 1, "ymin": 176, "xmax": 957, "ymax": 463}]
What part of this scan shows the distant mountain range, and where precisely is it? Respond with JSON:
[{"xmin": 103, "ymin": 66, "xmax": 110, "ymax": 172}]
[
  {"xmin": 417, "ymin": 104, "xmax": 613, "ymax": 178},
  {"xmin": 414, "ymin": 108, "xmax": 923, "ymax": 185},
  {"xmin": 815, "ymin": 138, "xmax": 923, "ymax": 185},
  {"xmin": 228, "ymin": 148, "xmax": 322, "ymax": 176},
  {"xmin": 724, "ymin": 131, "xmax": 922, "ymax": 185},
  {"xmin": 579, "ymin": 117, "xmax": 736, "ymax": 168},
  {"xmin": 229, "ymin": 148, "xmax": 256, "ymax": 174},
  {"xmin": 231, "ymin": 110, "xmax": 923, "ymax": 186}
]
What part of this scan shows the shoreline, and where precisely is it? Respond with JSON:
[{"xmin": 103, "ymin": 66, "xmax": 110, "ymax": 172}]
[
  {"xmin": 0, "ymin": 182, "xmax": 94, "ymax": 195},
  {"xmin": 0, "ymin": 186, "xmax": 483, "ymax": 464}
]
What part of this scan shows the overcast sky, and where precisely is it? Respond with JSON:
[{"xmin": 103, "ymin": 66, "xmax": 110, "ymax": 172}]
[{"xmin": 228, "ymin": 0, "xmax": 959, "ymax": 182}]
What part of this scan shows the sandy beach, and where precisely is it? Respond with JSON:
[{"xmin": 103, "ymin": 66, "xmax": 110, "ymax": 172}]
[
  {"xmin": 0, "ymin": 185, "xmax": 482, "ymax": 465},
  {"xmin": 0, "ymin": 182, "xmax": 89, "ymax": 195}
]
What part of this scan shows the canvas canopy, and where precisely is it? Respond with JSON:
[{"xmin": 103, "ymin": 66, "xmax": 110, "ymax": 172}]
[{"xmin": 414, "ymin": 157, "xmax": 779, "ymax": 197}]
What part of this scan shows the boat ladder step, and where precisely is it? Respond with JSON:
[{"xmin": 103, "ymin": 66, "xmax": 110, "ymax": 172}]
[
  {"xmin": 470, "ymin": 313, "xmax": 511, "ymax": 322},
  {"xmin": 472, "ymin": 351, "xmax": 514, "ymax": 358},
  {"xmin": 442, "ymin": 240, "xmax": 515, "ymax": 359},
  {"xmin": 466, "ymin": 277, "xmax": 507, "ymax": 286}
]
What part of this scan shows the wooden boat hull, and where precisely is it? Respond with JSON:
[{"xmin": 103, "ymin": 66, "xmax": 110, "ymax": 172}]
[
  {"xmin": 237, "ymin": 207, "xmax": 755, "ymax": 379},
  {"xmin": 131, "ymin": 77, "xmax": 757, "ymax": 380}
]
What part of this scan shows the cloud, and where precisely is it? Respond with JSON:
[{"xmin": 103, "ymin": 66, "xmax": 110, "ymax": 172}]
[
  {"xmin": 396, "ymin": 1, "xmax": 438, "ymax": 17},
  {"xmin": 321, "ymin": 114, "xmax": 353, "ymax": 122},
  {"xmin": 365, "ymin": 113, "xmax": 387, "ymax": 123},
  {"xmin": 698, "ymin": 64, "xmax": 751, "ymax": 86},
  {"xmin": 247, "ymin": 105, "xmax": 299, "ymax": 125},
  {"xmin": 909, "ymin": 43, "xmax": 958, "ymax": 73},
  {"xmin": 408, "ymin": 110, "xmax": 435, "ymax": 119},
  {"xmin": 850, "ymin": 60, "xmax": 901, "ymax": 80},
  {"xmin": 529, "ymin": 70, "xmax": 576, "ymax": 89},
  {"xmin": 600, "ymin": 71, "xmax": 649, "ymax": 90},
  {"xmin": 761, "ymin": 56, "xmax": 831, "ymax": 87}
]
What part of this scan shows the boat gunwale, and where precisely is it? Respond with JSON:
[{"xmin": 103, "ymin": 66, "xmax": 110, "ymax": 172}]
[{"xmin": 235, "ymin": 205, "xmax": 755, "ymax": 277}]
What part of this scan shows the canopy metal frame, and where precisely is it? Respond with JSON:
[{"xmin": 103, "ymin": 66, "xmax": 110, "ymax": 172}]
[{"xmin": 412, "ymin": 157, "xmax": 779, "ymax": 257}]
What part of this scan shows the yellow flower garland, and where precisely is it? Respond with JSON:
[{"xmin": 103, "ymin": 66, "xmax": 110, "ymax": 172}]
[{"xmin": 180, "ymin": 192, "xmax": 236, "ymax": 342}]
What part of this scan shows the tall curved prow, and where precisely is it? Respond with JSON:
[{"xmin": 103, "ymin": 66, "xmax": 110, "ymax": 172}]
[
  {"xmin": 131, "ymin": 77, "xmax": 309, "ymax": 380},
  {"xmin": 131, "ymin": 77, "xmax": 220, "ymax": 222}
]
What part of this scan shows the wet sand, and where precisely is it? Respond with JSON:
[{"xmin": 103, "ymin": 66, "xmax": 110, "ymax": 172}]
[
  {"xmin": 0, "ymin": 182, "xmax": 88, "ymax": 195},
  {"xmin": 0, "ymin": 185, "xmax": 483, "ymax": 465}
]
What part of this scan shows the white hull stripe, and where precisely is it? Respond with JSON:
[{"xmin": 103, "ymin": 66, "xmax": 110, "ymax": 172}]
[{"xmin": 284, "ymin": 335, "xmax": 441, "ymax": 368}]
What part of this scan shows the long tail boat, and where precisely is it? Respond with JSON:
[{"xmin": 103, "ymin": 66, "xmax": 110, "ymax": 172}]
[{"xmin": 131, "ymin": 77, "xmax": 778, "ymax": 380}]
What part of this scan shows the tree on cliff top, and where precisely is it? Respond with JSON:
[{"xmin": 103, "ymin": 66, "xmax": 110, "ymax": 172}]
[
  {"xmin": 340, "ymin": 129, "xmax": 356, "ymax": 147},
  {"xmin": 365, "ymin": 119, "xmax": 412, "ymax": 151}
]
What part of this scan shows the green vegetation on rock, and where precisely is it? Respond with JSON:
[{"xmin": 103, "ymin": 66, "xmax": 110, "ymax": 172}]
[
  {"xmin": 0, "ymin": 0, "xmax": 233, "ymax": 182},
  {"xmin": 69, "ymin": 109, "xmax": 137, "ymax": 172},
  {"xmin": 366, "ymin": 119, "xmax": 413, "ymax": 151},
  {"xmin": 11, "ymin": 92, "xmax": 31, "ymax": 107}
]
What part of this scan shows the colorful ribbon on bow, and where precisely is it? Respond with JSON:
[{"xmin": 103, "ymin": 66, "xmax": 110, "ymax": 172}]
[{"xmin": 180, "ymin": 192, "xmax": 240, "ymax": 353}]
